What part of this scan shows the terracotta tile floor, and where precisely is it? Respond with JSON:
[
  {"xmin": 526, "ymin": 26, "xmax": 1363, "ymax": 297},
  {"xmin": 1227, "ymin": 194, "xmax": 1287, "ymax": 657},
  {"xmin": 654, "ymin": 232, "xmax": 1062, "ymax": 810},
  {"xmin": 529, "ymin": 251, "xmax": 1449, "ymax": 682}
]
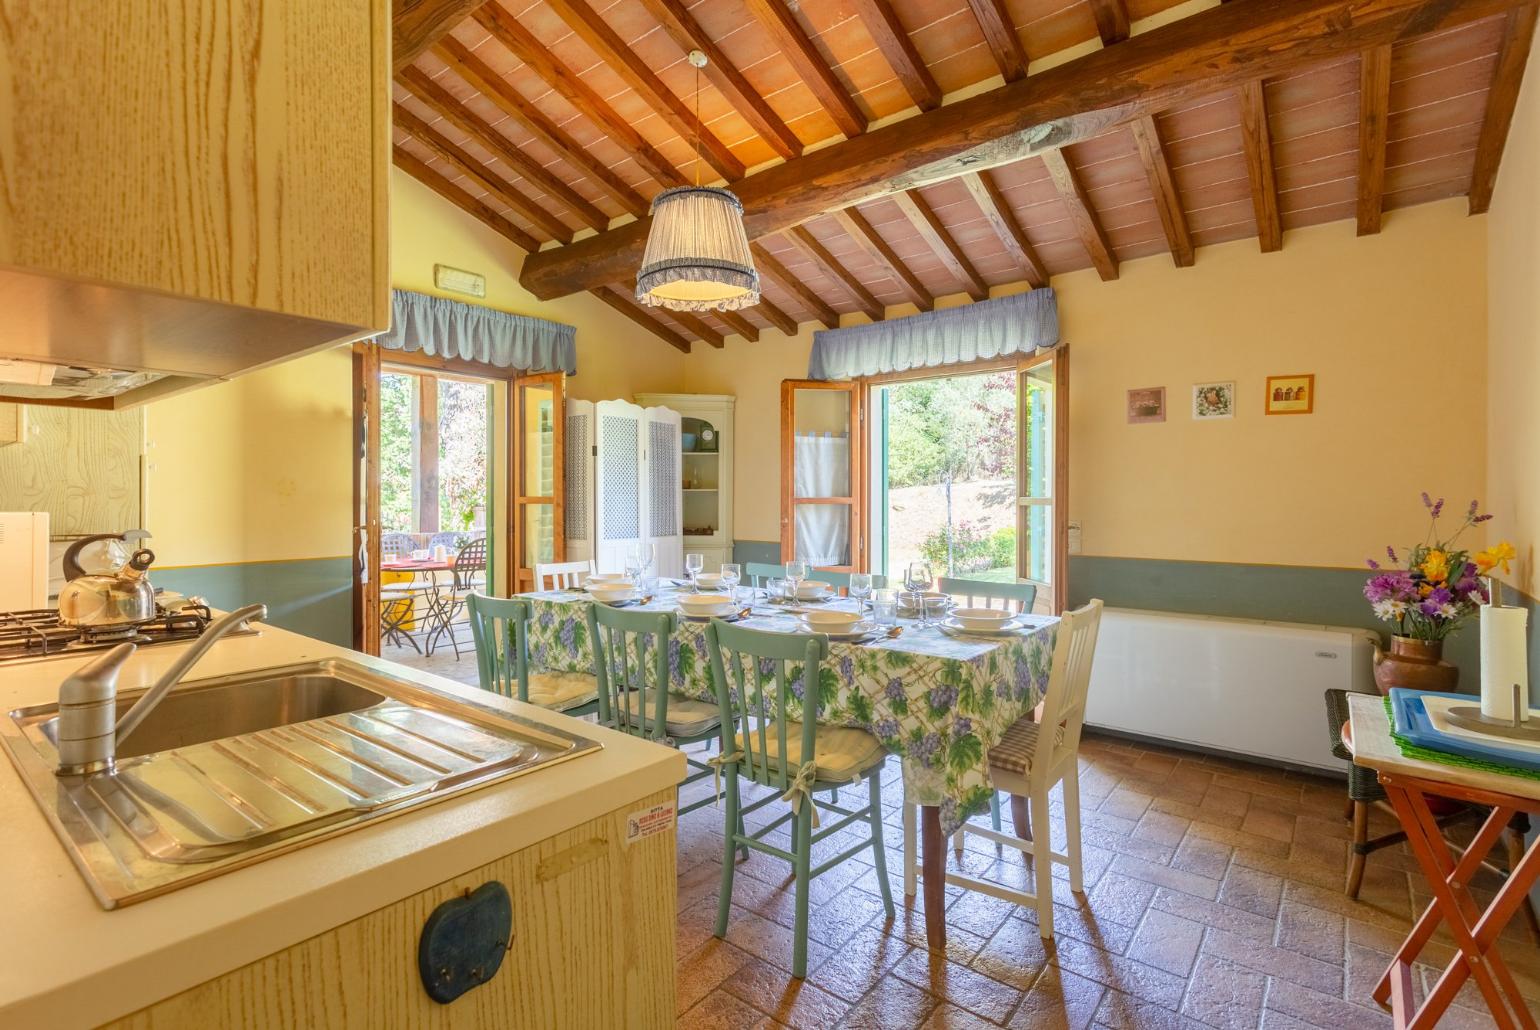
[{"xmin": 672, "ymin": 733, "xmax": 1540, "ymax": 1029}]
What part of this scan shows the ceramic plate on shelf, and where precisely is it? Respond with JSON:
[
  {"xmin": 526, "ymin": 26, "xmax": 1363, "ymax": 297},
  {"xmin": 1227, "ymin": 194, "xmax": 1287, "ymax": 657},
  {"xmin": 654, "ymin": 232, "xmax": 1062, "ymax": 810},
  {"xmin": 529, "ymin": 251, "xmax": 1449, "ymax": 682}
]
[{"xmin": 937, "ymin": 616, "xmax": 1025, "ymax": 638}]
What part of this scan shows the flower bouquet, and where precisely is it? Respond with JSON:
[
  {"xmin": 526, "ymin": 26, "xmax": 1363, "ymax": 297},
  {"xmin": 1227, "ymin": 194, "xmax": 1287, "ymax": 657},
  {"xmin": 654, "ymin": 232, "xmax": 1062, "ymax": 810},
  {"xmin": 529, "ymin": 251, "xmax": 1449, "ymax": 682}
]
[{"xmin": 1363, "ymin": 495, "xmax": 1515, "ymax": 694}]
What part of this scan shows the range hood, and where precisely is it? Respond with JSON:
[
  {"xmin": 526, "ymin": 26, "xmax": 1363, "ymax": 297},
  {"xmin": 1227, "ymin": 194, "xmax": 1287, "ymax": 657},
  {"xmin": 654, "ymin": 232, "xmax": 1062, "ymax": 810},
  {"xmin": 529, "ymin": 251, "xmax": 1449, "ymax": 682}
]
[{"xmin": 0, "ymin": 266, "xmax": 373, "ymax": 410}]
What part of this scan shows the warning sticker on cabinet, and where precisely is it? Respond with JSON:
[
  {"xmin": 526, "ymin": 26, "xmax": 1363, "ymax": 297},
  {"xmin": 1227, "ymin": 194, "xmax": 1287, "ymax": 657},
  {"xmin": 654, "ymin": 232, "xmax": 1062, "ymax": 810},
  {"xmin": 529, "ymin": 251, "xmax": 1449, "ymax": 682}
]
[{"xmin": 625, "ymin": 803, "xmax": 675, "ymax": 846}]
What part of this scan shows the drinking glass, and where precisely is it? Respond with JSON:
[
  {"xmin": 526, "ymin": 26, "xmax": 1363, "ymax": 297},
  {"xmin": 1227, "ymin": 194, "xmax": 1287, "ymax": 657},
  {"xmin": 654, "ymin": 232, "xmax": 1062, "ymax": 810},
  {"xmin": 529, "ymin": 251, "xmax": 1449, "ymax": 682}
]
[
  {"xmin": 922, "ymin": 594, "xmax": 950, "ymax": 627},
  {"xmin": 685, "ymin": 552, "xmax": 704, "ymax": 590},
  {"xmin": 849, "ymin": 573, "xmax": 873, "ymax": 607},
  {"xmin": 785, "ymin": 559, "xmax": 809, "ymax": 601},
  {"xmin": 871, "ymin": 587, "xmax": 898, "ymax": 627},
  {"xmin": 766, "ymin": 577, "xmax": 789, "ymax": 603},
  {"xmin": 904, "ymin": 561, "xmax": 932, "ymax": 608},
  {"xmin": 720, "ymin": 563, "xmax": 742, "ymax": 595}
]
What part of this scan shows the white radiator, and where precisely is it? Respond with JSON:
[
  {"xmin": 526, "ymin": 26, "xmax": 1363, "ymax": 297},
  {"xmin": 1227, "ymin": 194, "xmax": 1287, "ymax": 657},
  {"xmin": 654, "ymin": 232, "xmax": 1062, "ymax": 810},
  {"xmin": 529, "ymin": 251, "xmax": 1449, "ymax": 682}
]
[{"xmin": 1084, "ymin": 607, "xmax": 1379, "ymax": 772}]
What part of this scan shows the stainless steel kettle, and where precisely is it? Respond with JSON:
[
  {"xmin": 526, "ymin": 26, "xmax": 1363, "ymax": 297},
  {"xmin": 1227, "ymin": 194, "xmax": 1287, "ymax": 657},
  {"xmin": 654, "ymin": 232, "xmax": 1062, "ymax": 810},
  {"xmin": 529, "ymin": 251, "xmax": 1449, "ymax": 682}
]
[{"xmin": 58, "ymin": 535, "xmax": 157, "ymax": 629}]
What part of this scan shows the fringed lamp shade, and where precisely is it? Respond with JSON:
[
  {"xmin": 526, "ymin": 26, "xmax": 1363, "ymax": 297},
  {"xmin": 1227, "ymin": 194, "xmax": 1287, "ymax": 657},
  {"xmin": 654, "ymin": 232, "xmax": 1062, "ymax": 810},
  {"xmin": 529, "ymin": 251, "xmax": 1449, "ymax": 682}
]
[{"xmin": 635, "ymin": 186, "xmax": 759, "ymax": 311}]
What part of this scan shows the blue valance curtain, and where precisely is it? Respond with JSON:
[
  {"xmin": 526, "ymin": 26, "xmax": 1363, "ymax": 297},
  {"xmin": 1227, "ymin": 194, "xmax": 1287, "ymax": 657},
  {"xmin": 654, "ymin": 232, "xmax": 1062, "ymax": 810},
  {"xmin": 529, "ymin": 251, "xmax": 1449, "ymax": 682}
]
[
  {"xmin": 806, "ymin": 288, "xmax": 1059, "ymax": 380},
  {"xmin": 377, "ymin": 289, "xmax": 577, "ymax": 375}
]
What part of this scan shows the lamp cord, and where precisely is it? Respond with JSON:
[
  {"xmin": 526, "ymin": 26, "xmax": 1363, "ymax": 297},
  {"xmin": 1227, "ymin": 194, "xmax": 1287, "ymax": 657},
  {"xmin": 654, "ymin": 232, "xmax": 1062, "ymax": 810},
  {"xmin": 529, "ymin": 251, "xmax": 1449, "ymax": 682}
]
[{"xmin": 694, "ymin": 62, "xmax": 701, "ymax": 187}]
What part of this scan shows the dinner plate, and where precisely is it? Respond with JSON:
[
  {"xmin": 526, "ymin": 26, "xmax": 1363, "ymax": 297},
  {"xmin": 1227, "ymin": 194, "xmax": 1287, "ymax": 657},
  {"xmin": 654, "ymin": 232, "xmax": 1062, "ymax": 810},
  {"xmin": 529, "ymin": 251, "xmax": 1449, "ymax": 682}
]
[
  {"xmin": 786, "ymin": 618, "xmax": 875, "ymax": 641},
  {"xmin": 674, "ymin": 606, "xmax": 744, "ymax": 622},
  {"xmin": 937, "ymin": 615, "xmax": 1025, "ymax": 637}
]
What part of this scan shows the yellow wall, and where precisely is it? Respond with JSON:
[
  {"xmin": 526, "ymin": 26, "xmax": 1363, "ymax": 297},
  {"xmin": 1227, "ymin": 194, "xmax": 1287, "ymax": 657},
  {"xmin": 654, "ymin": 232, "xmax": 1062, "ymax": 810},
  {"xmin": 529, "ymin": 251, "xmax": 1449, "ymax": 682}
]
[
  {"xmin": 1487, "ymin": 40, "xmax": 1540, "ymax": 597},
  {"xmin": 683, "ymin": 199, "xmax": 1489, "ymax": 571},
  {"xmin": 143, "ymin": 347, "xmax": 355, "ymax": 568}
]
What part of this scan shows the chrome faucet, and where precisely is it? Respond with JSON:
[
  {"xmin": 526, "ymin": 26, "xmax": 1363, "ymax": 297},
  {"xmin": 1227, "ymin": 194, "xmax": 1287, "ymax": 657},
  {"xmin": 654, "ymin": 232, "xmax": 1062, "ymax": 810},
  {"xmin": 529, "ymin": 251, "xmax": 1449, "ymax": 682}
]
[{"xmin": 55, "ymin": 604, "xmax": 267, "ymax": 775}]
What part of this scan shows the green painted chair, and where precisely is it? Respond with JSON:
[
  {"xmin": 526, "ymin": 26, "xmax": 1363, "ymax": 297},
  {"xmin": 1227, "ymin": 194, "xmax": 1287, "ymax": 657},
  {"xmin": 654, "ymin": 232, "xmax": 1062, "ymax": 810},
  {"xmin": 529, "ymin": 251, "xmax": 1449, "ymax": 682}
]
[
  {"xmin": 744, "ymin": 562, "xmax": 887, "ymax": 595},
  {"xmin": 939, "ymin": 577, "xmax": 1038, "ymax": 613},
  {"xmin": 586, "ymin": 604, "xmax": 725, "ymax": 818},
  {"xmin": 703, "ymin": 620, "xmax": 895, "ymax": 978},
  {"xmin": 466, "ymin": 593, "xmax": 599, "ymax": 715}
]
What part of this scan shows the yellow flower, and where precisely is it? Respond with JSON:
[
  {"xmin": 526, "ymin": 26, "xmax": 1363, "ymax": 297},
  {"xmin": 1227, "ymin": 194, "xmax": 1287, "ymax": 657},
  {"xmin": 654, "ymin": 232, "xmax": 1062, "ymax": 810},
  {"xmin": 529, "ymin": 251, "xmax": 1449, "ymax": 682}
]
[
  {"xmin": 1476, "ymin": 541, "xmax": 1517, "ymax": 575},
  {"xmin": 1420, "ymin": 549, "xmax": 1449, "ymax": 584}
]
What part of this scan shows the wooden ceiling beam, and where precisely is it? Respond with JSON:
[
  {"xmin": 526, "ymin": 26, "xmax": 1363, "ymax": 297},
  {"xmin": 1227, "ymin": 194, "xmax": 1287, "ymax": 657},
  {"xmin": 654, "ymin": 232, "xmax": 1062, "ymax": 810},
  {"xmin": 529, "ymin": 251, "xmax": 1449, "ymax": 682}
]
[
  {"xmin": 752, "ymin": 244, "xmax": 838, "ymax": 330},
  {"xmin": 785, "ymin": 228, "xmax": 886, "ymax": 321},
  {"xmin": 1237, "ymin": 80, "xmax": 1282, "ymax": 253},
  {"xmin": 435, "ymin": 38, "xmax": 649, "ymax": 218},
  {"xmin": 520, "ymin": 0, "xmax": 1532, "ymax": 300},
  {"xmin": 1040, "ymin": 150, "xmax": 1118, "ymax": 280},
  {"xmin": 754, "ymin": 296, "xmax": 801, "ymax": 336},
  {"xmin": 892, "ymin": 190, "xmax": 990, "ymax": 300},
  {"xmin": 593, "ymin": 287, "xmax": 691, "ymax": 352},
  {"xmin": 715, "ymin": 310, "xmax": 761, "ymax": 342},
  {"xmin": 961, "ymin": 171, "xmax": 1048, "ymax": 287},
  {"xmin": 1128, "ymin": 115, "xmax": 1193, "ymax": 267},
  {"xmin": 399, "ymin": 67, "xmax": 609, "ymax": 232},
  {"xmin": 744, "ymin": 0, "xmax": 866, "ymax": 139},
  {"xmin": 851, "ymin": 0, "xmax": 942, "ymax": 112},
  {"xmin": 1088, "ymin": 0, "xmax": 1131, "ymax": 45},
  {"xmin": 966, "ymin": 0, "xmax": 1028, "ymax": 82},
  {"xmin": 473, "ymin": 2, "xmax": 683, "ymax": 188},
  {"xmin": 830, "ymin": 208, "xmax": 934, "ymax": 311},
  {"xmin": 393, "ymin": 146, "xmax": 538, "ymax": 251},
  {"xmin": 1469, "ymin": 4, "xmax": 1539, "ymax": 215},
  {"xmin": 394, "ymin": 104, "xmax": 574, "ymax": 244},
  {"xmin": 638, "ymin": 0, "xmax": 802, "ymax": 161},
  {"xmin": 661, "ymin": 309, "xmax": 727, "ymax": 348},
  {"xmin": 1356, "ymin": 46, "xmax": 1391, "ymax": 236},
  {"xmin": 393, "ymin": 0, "xmax": 484, "ymax": 73},
  {"xmin": 543, "ymin": 0, "xmax": 744, "ymax": 182}
]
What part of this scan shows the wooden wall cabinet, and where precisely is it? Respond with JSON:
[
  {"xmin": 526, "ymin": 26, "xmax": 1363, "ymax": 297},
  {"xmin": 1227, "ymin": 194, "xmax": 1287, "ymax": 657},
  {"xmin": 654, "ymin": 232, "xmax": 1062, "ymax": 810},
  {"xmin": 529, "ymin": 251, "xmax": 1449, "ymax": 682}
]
[
  {"xmin": 107, "ymin": 788, "xmax": 679, "ymax": 1028},
  {"xmin": 0, "ymin": 0, "xmax": 391, "ymax": 409}
]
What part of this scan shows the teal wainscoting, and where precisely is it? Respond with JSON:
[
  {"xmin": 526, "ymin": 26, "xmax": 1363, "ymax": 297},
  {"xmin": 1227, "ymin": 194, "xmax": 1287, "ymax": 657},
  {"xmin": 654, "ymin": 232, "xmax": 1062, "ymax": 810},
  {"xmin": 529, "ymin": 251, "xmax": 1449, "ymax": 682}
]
[
  {"xmin": 153, "ymin": 558, "xmax": 353, "ymax": 647},
  {"xmin": 733, "ymin": 540, "xmax": 781, "ymax": 566},
  {"xmin": 1065, "ymin": 555, "xmax": 1525, "ymax": 693}
]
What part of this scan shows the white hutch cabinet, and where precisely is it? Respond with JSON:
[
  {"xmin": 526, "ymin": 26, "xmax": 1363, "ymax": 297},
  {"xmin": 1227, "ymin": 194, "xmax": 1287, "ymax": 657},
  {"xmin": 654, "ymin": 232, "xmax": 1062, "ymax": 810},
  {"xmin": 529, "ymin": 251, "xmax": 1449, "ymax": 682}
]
[{"xmin": 635, "ymin": 393, "xmax": 735, "ymax": 575}]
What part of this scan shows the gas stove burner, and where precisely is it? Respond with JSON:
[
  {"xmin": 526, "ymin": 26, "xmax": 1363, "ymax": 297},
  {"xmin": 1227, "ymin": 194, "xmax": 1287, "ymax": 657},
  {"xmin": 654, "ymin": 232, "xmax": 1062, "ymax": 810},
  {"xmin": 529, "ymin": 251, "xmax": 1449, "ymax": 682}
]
[
  {"xmin": 70, "ymin": 627, "xmax": 152, "ymax": 648},
  {"xmin": 0, "ymin": 602, "xmax": 233, "ymax": 665}
]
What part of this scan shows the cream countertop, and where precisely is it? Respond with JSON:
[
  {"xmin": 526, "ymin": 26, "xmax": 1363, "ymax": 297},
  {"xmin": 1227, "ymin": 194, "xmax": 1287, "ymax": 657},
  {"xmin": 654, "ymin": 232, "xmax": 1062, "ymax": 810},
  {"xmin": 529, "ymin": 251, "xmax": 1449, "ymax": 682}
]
[{"xmin": 0, "ymin": 623, "xmax": 686, "ymax": 1029}]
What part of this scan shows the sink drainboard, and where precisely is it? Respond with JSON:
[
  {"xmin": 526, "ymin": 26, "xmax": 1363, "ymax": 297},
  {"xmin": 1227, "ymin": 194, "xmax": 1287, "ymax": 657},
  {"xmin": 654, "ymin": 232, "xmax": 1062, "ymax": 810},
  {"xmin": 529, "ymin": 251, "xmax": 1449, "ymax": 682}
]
[{"xmin": 1, "ymin": 658, "xmax": 603, "ymax": 908}]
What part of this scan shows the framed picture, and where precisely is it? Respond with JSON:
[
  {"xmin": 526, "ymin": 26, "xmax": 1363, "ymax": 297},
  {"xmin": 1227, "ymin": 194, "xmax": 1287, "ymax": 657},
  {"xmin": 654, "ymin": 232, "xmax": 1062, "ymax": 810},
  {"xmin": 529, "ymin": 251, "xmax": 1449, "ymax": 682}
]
[
  {"xmin": 1127, "ymin": 387, "xmax": 1166, "ymax": 423},
  {"xmin": 1192, "ymin": 382, "xmax": 1235, "ymax": 420},
  {"xmin": 1265, "ymin": 374, "xmax": 1315, "ymax": 415}
]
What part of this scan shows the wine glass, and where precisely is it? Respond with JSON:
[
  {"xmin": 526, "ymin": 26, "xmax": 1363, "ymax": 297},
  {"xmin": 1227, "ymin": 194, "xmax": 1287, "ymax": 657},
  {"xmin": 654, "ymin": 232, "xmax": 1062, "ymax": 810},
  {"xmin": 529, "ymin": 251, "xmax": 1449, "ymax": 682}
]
[
  {"xmin": 720, "ymin": 563, "xmax": 742, "ymax": 596},
  {"xmin": 849, "ymin": 572, "xmax": 873, "ymax": 609},
  {"xmin": 685, "ymin": 552, "xmax": 704, "ymax": 591},
  {"xmin": 785, "ymin": 559, "xmax": 809, "ymax": 603},
  {"xmin": 904, "ymin": 561, "xmax": 932, "ymax": 607}
]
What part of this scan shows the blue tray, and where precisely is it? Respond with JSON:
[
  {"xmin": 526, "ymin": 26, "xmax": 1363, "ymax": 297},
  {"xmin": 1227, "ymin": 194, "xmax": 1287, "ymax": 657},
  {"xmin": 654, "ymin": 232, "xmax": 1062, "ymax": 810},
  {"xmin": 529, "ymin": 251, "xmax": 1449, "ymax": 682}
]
[{"xmin": 1388, "ymin": 688, "xmax": 1540, "ymax": 773}]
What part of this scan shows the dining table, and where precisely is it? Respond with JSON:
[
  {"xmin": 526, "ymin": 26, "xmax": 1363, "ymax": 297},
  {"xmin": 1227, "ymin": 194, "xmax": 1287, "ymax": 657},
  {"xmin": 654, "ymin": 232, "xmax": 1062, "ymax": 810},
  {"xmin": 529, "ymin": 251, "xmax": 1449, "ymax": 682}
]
[{"xmin": 515, "ymin": 582, "xmax": 1060, "ymax": 947}]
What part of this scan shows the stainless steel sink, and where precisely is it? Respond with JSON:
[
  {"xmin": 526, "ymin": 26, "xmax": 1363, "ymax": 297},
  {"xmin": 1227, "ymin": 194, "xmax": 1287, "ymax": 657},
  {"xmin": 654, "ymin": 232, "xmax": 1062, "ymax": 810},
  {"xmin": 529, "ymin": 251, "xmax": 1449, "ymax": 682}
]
[{"xmin": 1, "ymin": 658, "xmax": 602, "ymax": 908}]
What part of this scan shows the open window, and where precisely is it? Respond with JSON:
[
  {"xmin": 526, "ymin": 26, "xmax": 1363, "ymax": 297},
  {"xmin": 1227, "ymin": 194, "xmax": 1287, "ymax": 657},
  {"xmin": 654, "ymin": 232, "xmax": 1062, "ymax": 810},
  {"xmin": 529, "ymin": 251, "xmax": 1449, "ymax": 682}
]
[
  {"xmin": 780, "ymin": 380, "xmax": 864, "ymax": 571},
  {"xmin": 512, "ymin": 371, "xmax": 565, "ymax": 591}
]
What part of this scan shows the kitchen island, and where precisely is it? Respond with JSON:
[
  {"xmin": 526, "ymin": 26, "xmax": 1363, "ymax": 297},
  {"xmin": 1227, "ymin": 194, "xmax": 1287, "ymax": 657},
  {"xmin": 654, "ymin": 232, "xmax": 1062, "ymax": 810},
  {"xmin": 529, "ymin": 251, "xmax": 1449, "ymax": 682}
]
[{"xmin": 0, "ymin": 621, "xmax": 685, "ymax": 1028}]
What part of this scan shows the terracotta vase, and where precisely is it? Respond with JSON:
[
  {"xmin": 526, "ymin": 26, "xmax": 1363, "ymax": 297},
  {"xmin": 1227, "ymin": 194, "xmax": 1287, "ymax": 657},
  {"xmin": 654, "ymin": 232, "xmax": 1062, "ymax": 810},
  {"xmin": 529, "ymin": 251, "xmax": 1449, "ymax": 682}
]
[{"xmin": 1372, "ymin": 635, "xmax": 1459, "ymax": 695}]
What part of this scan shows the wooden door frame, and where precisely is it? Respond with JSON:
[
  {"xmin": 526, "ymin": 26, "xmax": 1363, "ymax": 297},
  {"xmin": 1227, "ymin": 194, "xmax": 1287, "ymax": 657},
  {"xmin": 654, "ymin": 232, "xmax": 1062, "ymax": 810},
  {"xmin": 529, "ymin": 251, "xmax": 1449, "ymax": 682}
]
[
  {"xmin": 511, "ymin": 371, "xmax": 566, "ymax": 592},
  {"xmin": 780, "ymin": 379, "xmax": 865, "ymax": 571},
  {"xmin": 350, "ymin": 342, "xmax": 521, "ymax": 653}
]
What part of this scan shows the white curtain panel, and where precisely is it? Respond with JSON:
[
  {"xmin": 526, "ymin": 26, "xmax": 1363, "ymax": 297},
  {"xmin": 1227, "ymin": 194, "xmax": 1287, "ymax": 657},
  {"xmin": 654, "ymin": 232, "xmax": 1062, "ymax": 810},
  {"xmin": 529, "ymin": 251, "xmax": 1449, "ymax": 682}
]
[
  {"xmin": 794, "ymin": 432, "xmax": 849, "ymax": 566},
  {"xmin": 807, "ymin": 287, "xmax": 1058, "ymax": 380},
  {"xmin": 378, "ymin": 290, "xmax": 577, "ymax": 374}
]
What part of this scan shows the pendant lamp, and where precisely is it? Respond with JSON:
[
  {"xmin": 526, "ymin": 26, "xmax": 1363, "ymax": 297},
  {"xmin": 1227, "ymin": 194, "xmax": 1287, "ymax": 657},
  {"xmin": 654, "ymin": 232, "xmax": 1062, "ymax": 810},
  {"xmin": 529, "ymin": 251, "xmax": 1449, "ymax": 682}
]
[{"xmin": 636, "ymin": 51, "xmax": 759, "ymax": 312}]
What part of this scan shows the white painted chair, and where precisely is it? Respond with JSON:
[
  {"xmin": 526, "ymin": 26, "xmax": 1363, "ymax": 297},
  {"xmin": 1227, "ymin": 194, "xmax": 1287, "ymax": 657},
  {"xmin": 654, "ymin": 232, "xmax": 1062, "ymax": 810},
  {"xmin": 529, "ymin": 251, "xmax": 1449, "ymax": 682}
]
[
  {"xmin": 903, "ymin": 599, "xmax": 1104, "ymax": 940},
  {"xmin": 534, "ymin": 559, "xmax": 594, "ymax": 591}
]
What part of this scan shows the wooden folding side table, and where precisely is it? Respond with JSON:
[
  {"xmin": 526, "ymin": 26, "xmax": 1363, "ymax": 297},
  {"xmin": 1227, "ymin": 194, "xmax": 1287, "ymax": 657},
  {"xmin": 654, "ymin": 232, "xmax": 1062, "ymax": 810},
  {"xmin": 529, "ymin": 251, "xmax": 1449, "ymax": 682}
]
[{"xmin": 1346, "ymin": 693, "xmax": 1540, "ymax": 1029}]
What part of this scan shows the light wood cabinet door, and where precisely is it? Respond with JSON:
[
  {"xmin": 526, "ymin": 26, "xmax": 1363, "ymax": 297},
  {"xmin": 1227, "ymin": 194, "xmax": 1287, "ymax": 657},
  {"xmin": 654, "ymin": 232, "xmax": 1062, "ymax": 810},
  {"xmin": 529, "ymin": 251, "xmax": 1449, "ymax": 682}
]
[{"xmin": 0, "ymin": 0, "xmax": 390, "ymax": 378}]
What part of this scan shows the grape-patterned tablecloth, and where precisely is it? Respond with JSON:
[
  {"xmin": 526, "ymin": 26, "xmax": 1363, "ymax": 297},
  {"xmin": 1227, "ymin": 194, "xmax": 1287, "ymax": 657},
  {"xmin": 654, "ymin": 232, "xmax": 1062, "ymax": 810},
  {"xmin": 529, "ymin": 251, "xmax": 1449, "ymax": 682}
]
[{"xmin": 518, "ymin": 589, "xmax": 1058, "ymax": 833}]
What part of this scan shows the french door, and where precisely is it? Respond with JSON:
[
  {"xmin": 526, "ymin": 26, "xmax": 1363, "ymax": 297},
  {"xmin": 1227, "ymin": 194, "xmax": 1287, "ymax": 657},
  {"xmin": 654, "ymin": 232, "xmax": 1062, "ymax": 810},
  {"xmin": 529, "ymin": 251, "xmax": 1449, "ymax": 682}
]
[
  {"xmin": 779, "ymin": 379, "xmax": 864, "ymax": 571},
  {"xmin": 1017, "ymin": 352, "xmax": 1067, "ymax": 614},
  {"xmin": 511, "ymin": 371, "xmax": 566, "ymax": 592}
]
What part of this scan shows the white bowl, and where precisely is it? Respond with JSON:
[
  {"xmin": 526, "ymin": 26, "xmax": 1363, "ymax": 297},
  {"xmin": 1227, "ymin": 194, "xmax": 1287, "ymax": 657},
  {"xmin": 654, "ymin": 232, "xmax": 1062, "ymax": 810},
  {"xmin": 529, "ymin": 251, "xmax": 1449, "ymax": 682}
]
[
  {"xmin": 589, "ymin": 585, "xmax": 636, "ymax": 603},
  {"xmin": 797, "ymin": 609, "xmax": 863, "ymax": 632},
  {"xmin": 695, "ymin": 573, "xmax": 724, "ymax": 590},
  {"xmin": 585, "ymin": 574, "xmax": 630, "ymax": 589},
  {"xmin": 678, "ymin": 593, "xmax": 735, "ymax": 617},
  {"xmin": 793, "ymin": 581, "xmax": 831, "ymax": 600},
  {"xmin": 951, "ymin": 607, "xmax": 1013, "ymax": 631},
  {"xmin": 898, "ymin": 591, "xmax": 951, "ymax": 611}
]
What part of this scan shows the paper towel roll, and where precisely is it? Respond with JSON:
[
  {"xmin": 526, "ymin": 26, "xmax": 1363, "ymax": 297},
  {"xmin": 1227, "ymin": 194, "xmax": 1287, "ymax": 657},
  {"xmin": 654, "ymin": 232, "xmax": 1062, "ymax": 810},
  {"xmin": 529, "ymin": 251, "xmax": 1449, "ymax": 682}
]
[{"xmin": 1480, "ymin": 604, "xmax": 1530, "ymax": 721}]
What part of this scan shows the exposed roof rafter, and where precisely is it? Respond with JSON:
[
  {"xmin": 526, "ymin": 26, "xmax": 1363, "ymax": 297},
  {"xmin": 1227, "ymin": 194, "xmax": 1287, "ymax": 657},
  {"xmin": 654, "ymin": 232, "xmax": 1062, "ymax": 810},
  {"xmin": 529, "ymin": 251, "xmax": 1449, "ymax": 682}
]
[
  {"xmin": 1128, "ymin": 115, "xmax": 1193, "ymax": 267},
  {"xmin": 393, "ymin": 145, "xmax": 537, "ymax": 251},
  {"xmin": 1356, "ymin": 46, "xmax": 1391, "ymax": 237},
  {"xmin": 1040, "ymin": 149, "xmax": 1118, "ymax": 280},
  {"xmin": 851, "ymin": 0, "xmax": 943, "ymax": 111},
  {"xmin": 744, "ymin": 0, "xmax": 867, "ymax": 138},
  {"xmin": 1237, "ymin": 79, "xmax": 1282, "ymax": 253},
  {"xmin": 593, "ymin": 286, "xmax": 692, "ymax": 352},
  {"xmin": 1088, "ymin": 0, "xmax": 1131, "ymax": 46},
  {"xmin": 893, "ymin": 189, "xmax": 990, "ymax": 299},
  {"xmin": 753, "ymin": 243, "xmax": 839, "ymax": 330},
  {"xmin": 961, "ymin": 171, "xmax": 1048, "ymax": 287},
  {"xmin": 966, "ymin": 0, "xmax": 1028, "ymax": 82},
  {"xmin": 785, "ymin": 227, "xmax": 886, "ymax": 321},
  {"xmin": 830, "ymin": 208, "xmax": 935, "ymax": 311},
  {"xmin": 1469, "ymin": 4, "xmax": 1539, "ymax": 215}
]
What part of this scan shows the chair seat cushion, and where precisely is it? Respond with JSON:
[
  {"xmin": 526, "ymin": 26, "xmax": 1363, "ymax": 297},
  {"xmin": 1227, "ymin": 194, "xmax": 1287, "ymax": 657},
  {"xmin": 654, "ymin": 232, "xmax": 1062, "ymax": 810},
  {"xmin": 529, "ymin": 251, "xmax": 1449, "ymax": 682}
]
[
  {"xmin": 614, "ymin": 691, "xmax": 721, "ymax": 737},
  {"xmin": 527, "ymin": 670, "xmax": 598, "ymax": 712},
  {"xmin": 989, "ymin": 717, "xmax": 1041, "ymax": 776},
  {"xmin": 733, "ymin": 723, "xmax": 885, "ymax": 783}
]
